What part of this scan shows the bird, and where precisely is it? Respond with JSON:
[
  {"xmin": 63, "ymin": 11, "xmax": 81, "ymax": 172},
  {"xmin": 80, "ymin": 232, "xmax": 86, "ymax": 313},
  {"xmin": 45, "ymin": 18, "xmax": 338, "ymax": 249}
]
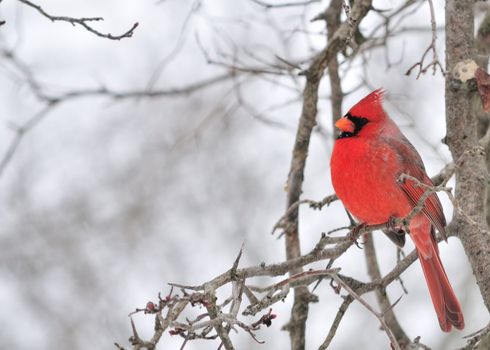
[{"xmin": 330, "ymin": 89, "xmax": 464, "ymax": 332}]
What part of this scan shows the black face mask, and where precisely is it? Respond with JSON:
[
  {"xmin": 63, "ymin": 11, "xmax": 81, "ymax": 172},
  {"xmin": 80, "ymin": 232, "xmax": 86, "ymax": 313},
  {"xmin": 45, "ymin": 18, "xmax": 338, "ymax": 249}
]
[{"xmin": 337, "ymin": 113, "xmax": 369, "ymax": 139}]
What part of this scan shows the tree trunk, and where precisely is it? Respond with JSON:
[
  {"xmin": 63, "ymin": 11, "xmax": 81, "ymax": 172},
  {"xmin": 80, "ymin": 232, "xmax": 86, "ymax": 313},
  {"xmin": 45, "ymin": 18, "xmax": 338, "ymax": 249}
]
[{"xmin": 445, "ymin": 0, "xmax": 490, "ymax": 312}]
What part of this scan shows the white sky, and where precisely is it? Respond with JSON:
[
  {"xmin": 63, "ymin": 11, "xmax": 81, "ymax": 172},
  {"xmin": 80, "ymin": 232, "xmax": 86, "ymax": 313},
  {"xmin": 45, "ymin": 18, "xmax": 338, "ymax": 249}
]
[{"xmin": 0, "ymin": 1, "xmax": 487, "ymax": 349}]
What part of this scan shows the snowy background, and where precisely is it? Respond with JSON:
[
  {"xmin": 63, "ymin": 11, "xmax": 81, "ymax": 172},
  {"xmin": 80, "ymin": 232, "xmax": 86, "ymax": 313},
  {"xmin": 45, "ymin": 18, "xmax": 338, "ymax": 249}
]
[{"xmin": 0, "ymin": 0, "xmax": 487, "ymax": 349}]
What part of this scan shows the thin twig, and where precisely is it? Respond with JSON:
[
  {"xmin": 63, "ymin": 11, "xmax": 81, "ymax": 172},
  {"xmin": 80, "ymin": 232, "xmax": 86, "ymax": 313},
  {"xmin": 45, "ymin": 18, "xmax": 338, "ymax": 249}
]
[
  {"xmin": 330, "ymin": 274, "xmax": 402, "ymax": 350},
  {"xmin": 0, "ymin": 49, "xmax": 234, "ymax": 179},
  {"xmin": 17, "ymin": 0, "xmax": 138, "ymax": 40},
  {"xmin": 364, "ymin": 232, "xmax": 411, "ymax": 346},
  {"xmin": 272, "ymin": 194, "xmax": 338, "ymax": 234},
  {"xmin": 281, "ymin": 0, "xmax": 374, "ymax": 334},
  {"xmin": 405, "ymin": 0, "xmax": 444, "ymax": 78},
  {"xmin": 249, "ymin": 0, "xmax": 320, "ymax": 9},
  {"xmin": 318, "ymin": 296, "xmax": 353, "ymax": 349}
]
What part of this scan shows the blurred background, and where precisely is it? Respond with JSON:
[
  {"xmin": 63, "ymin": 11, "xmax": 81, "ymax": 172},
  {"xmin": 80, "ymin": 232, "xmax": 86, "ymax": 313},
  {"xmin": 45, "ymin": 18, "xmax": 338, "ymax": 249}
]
[{"xmin": 0, "ymin": 0, "xmax": 487, "ymax": 349}]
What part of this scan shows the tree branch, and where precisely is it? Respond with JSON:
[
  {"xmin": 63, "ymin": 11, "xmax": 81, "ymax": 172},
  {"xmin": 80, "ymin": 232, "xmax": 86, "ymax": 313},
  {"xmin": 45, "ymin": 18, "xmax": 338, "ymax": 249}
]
[
  {"xmin": 282, "ymin": 1, "xmax": 372, "ymax": 348},
  {"xmin": 445, "ymin": 0, "xmax": 490, "ymax": 311},
  {"xmin": 330, "ymin": 274, "xmax": 402, "ymax": 350},
  {"xmin": 406, "ymin": 0, "xmax": 444, "ymax": 78},
  {"xmin": 0, "ymin": 48, "xmax": 235, "ymax": 179},
  {"xmin": 363, "ymin": 232, "xmax": 411, "ymax": 347},
  {"xmin": 249, "ymin": 0, "xmax": 320, "ymax": 9},
  {"xmin": 17, "ymin": 0, "xmax": 138, "ymax": 40}
]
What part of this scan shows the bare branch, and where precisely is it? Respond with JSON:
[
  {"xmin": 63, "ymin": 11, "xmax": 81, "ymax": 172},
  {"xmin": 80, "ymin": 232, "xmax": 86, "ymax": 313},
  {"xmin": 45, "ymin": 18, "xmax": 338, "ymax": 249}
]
[
  {"xmin": 457, "ymin": 323, "xmax": 490, "ymax": 350},
  {"xmin": 145, "ymin": 0, "xmax": 202, "ymax": 89},
  {"xmin": 17, "ymin": 0, "xmax": 138, "ymax": 40},
  {"xmin": 282, "ymin": 1, "xmax": 373, "ymax": 347},
  {"xmin": 123, "ymin": 206, "xmax": 458, "ymax": 349},
  {"xmin": 330, "ymin": 274, "xmax": 402, "ymax": 350},
  {"xmin": 325, "ymin": 0, "xmax": 344, "ymax": 128},
  {"xmin": 272, "ymin": 194, "xmax": 338, "ymax": 235},
  {"xmin": 318, "ymin": 296, "xmax": 353, "ymax": 349},
  {"xmin": 0, "ymin": 104, "xmax": 56, "ymax": 178},
  {"xmin": 0, "ymin": 48, "xmax": 236, "ymax": 179},
  {"xmin": 249, "ymin": 0, "xmax": 321, "ymax": 9},
  {"xmin": 405, "ymin": 0, "xmax": 444, "ymax": 78},
  {"xmin": 364, "ymin": 233, "xmax": 411, "ymax": 346}
]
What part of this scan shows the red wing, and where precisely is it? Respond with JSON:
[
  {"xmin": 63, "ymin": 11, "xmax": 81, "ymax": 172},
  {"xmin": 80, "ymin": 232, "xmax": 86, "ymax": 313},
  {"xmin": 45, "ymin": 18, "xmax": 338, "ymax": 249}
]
[
  {"xmin": 383, "ymin": 135, "xmax": 447, "ymax": 238},
  {"xmin": 399, "ymin": 169, "xmax": 447, "ymax": 239}
]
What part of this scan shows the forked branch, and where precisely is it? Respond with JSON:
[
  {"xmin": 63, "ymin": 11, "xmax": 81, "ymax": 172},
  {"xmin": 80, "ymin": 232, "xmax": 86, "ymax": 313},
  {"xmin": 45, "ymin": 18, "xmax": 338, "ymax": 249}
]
[{"xmin": 17, "ymin": 0, "xmax": 138, "ymax": 40}]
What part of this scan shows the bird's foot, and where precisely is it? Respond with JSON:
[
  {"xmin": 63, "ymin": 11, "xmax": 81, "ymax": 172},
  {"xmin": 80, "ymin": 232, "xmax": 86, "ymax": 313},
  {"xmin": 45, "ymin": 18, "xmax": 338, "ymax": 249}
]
[
  {"xmin": 387, "ymin": 216, "xmax": 405, "ymax": 233},
  {"xmin": 383, "ymin": 216, "xmax": 407, "ymax": 247},
  {"xmin": 349, "ymin": 223, "xmax": 366, "ymax": 249}
]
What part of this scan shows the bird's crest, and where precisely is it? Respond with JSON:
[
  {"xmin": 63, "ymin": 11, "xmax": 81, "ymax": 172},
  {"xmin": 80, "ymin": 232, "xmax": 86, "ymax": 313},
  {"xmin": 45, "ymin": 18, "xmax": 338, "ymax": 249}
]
[{"xmin": 348, "ymin": 89, "xmax": 386, "ymax": 122}]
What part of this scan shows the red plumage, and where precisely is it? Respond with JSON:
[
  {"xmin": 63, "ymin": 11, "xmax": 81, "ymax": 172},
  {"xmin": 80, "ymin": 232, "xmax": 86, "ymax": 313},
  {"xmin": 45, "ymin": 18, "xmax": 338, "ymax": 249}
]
[{"xmin": 330, "ymin": 89, "xmax": 464, "ymax": 332}]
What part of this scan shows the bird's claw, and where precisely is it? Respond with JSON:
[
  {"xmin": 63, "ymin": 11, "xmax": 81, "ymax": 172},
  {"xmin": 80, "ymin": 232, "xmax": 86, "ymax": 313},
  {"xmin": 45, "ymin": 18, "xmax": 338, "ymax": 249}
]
[
  {"xmin": 348, "ymin": 223, "xmax": 366, "ymax": 249},
  {"xmin": 387, "ymin": 216, "xmax": 397, "ymax": 231},
  {"xmin": 387, "ymin": 216, "xmax": 405, "ymax": 235}
]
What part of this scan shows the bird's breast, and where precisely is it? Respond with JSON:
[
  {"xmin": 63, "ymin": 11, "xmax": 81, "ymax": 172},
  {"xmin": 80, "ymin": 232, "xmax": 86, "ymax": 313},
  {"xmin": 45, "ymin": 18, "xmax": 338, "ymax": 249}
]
[{"xmin": 330, "ymin": 138, "xmax": 412, "ymax": 224}]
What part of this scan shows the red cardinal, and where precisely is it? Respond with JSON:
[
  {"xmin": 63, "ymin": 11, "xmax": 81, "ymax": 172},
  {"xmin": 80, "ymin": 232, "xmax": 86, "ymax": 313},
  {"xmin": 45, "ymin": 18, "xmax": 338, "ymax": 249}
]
[{"xmin": 330, "ymin": 89, "xmax": 464, "ymax": 332}]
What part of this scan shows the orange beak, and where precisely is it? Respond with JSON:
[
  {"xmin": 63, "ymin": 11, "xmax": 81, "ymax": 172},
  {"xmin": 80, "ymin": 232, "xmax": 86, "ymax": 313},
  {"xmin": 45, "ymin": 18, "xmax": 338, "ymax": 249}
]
[{"xmin": 335, "ymin": 117, "xmax": 355, "ymax": 133}]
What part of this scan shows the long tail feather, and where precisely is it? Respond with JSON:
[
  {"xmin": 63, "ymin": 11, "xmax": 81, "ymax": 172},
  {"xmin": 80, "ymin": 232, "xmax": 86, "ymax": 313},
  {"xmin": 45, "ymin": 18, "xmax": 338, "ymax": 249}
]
[{"xmin": 417, "ymin": 242, "xmax": 465, "ymax": 332}]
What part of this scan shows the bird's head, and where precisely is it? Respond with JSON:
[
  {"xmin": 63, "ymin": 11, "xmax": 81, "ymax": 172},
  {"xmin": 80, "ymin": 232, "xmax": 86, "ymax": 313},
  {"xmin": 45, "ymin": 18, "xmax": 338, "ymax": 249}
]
[{"xmin": 335, "ymin": 89, "xmax": 387, "ymax": 139}]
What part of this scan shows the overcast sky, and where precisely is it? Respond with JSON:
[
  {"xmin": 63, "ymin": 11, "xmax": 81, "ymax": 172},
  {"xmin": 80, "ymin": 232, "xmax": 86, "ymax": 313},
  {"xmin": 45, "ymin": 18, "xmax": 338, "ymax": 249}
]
[{"xmin": 0, "ymin": 1, "xmax": 487, "ymax": 349}]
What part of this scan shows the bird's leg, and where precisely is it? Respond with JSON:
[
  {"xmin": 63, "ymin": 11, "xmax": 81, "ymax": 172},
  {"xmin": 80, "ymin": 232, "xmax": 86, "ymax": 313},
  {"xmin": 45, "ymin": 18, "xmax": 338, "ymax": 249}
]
[
  {"xmin": 387, "ymin": 216, "xmax": 405, "ymax": 236},
  {"xmin": 384, "ymin": 216, "xmax": 407, "ymax": 247},
  {"xmin": 349, "ymin": 222, "xmax": 366, "ymax": 249}
]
